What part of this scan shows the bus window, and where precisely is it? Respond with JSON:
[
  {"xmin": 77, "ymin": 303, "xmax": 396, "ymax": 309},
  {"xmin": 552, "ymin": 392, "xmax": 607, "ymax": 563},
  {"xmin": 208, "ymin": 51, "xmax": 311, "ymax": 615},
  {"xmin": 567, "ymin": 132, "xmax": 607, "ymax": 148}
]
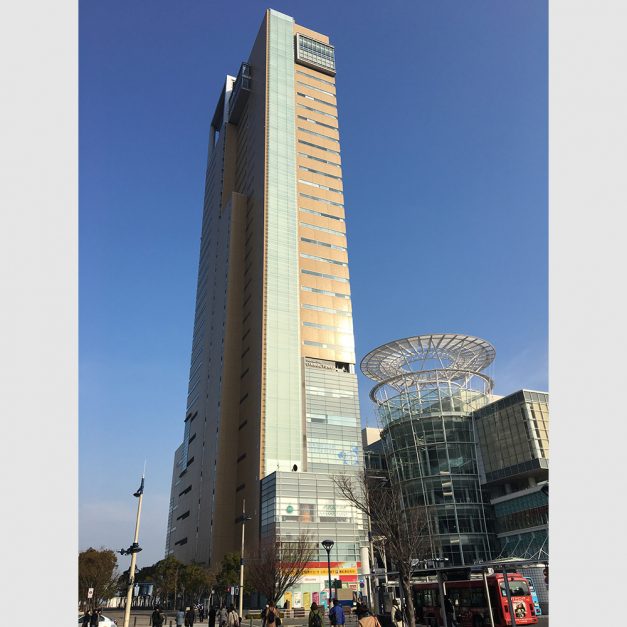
[
  {"xmin": 500, "ymin": 580, "xmax": 530, "ymax": 597},
  {"xmin": 470, "ymin": 590, "xmax": 485, "ymax": 608}
]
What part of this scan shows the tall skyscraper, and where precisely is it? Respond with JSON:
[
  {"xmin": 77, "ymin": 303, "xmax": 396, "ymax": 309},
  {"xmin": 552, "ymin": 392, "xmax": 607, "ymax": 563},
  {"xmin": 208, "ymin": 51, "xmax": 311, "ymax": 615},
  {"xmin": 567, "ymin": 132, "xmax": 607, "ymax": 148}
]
[{"xmin": 165, "ymin": 9, "xmax": 366, "ymax": 605}]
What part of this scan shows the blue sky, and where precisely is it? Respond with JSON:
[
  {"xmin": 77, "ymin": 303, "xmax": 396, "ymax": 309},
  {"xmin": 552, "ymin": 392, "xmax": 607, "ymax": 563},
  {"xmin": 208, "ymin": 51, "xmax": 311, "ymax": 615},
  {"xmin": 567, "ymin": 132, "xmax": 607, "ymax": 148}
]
[{"xmin": 80, "ymin": 0, "xmax": 547, "ymax": 566}]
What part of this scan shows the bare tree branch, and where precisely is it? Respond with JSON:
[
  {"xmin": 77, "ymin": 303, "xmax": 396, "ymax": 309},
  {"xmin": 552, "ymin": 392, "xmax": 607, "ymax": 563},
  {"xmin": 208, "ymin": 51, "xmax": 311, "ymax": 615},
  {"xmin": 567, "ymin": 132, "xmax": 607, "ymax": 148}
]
[
  {"xmin": 333, "ymin": 470, "xmax": 431, "ymax": 627},
  {"xmin": 246, "ymin": 534, "xmax": 316, "ymax": 603}
]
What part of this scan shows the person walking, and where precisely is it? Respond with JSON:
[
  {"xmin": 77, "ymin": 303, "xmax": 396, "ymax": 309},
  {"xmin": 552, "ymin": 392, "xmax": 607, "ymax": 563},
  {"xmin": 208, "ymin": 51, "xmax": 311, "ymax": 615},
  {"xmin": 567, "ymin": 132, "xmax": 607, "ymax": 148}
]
[
  {"xmin": 151, "ymin": 607, "xmax": 165, "ymax": 627},
  {"xmin": 185, "ymin": 607, "xmax": 196, "ymax": 627},
  {"xmin": 266, "ymin": 602, "xmax": 279, "ymax": 627},
  {"xmin": 392, "ymin": 599, "xmax": 403, "ymax": 627},
  {"xmin": 90, "ymin": 608, "xmax": 100, "ymax": 627},
  {"xmin": 81, "ymin": 610, "xmax": 91, "ymax": 627},
  {"xmin": 355, "ymin": 604, "xmax": 381, "ymax": 627},
  {"xmin": 219, "ymin": 606, "xmax": 228, "ymax": 627},
  {"xmin": 176, "ymin": 608, "xmax": 185, "ymax": 627},
  {"xmin": 308, "ymin": 602, "xmax": 324, "ymax": 627},
  {"xmin": 444, "ymin": 596, "xmax": 458, "ymax": 627},
  {"xmin": 329, "ymin": 599, "xmax": 345, "ymax": 627},
  {"xmin": 226, "ymin": 605, "xmax": 239, "ymax": 627},
  {"xmin": 261, "ymin": 604, "xmax": 269, "ymax": 627},
  {"xmin": 208, "ymin": 606, "xmax": 217, "ymax": 627}
]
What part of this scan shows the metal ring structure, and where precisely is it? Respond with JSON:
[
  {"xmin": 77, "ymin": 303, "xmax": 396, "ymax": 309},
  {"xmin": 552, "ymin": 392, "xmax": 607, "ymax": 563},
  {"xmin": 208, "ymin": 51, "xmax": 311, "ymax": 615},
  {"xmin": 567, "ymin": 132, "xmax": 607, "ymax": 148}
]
[
  {"xmin": 361, "ymin": 333, "xmax": 495, "ymax": 384},
  {"xmin": 369, "ymin": 368, "xmax": 494, "ymax": 403}
]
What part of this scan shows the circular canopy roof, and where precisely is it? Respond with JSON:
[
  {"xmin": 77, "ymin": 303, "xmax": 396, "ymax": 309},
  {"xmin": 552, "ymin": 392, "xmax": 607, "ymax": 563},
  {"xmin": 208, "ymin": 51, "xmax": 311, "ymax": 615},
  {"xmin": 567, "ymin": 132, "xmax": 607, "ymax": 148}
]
[{"xmin": 360, "ymin": 333, "xmax": 495, "ymax": 382}]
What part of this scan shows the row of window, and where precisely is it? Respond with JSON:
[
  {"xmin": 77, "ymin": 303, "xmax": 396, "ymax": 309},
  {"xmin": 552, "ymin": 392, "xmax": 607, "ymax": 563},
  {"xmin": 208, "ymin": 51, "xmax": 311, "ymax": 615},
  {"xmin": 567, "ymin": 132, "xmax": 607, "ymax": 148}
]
[
  {"xmin": 300, "ymin": 192, "xmax": 344, "ymax": 208},
  {"xmin": 301, "ymin": 252, "xmax": 348, "ymax": 267},
  {"xmin": 296, "ymin": 69, "xmax": 335, "ymax": 88},
  {"xmin": 297, "ymin": 103, "xmax": 337, "ymax": 119},
  {"xmin": 302, "ymin": 285, "xmax": 350, "ymax": 299},
  {"xmin": 301, "ymin": 268, "xmax": 349, "ymax": 283},
  {"xmin": 297, "ymin": 115, "xmax": 338, "ymax": 132},
  {"xmin": 301, "ymin": 236, "xmax": 346, "ymax": 251},
  {"xmin": 304, "ymin": 338, "xmax": 354, "ymax": 351},
  {"xmin": 300, "ymin": 207, "xmax": 344, "ymax": 222},
  {"xmin": 303, "ymin": 303, "xmax": 352, "ymax": 316},
  {"xmin": 300, "ymin": 220, "xmax": 345, "ymax": 237},
  {"xmin": 298, "ymin": 151, "xmax": 340, "ymax": 168},
  {"xmin": 296, "ymin": 89, "xmax": 336, "ymax": 109},
  {"xmin": 299, "ymin": 178, "xmax": 343, "ymax": 194},
  {"xmin": 297, "ymin": 80, "xmax": 334, "ymax": 97},
  {"xmin": 299, "ymin": 165, "xmax": 342, "ymax": 181},
  {"xmin": 303, "ymin": 321, "xmax": 351, "ymax": 333},
  {"xmin": 298, "ymin": 127, "xmax": 340, "ymax": 144}
]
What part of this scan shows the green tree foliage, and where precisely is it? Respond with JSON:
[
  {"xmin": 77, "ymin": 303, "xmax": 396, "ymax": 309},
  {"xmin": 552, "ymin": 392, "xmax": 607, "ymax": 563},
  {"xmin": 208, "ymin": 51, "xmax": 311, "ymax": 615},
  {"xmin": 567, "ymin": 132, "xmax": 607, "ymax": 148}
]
[
  {"xmin": 180, "ymin": 563, "xmax": 215, "ymax": 606},
  {"xmin": 150, "ymin": 556, "xmax": 184, "ymax": 608},
  {"xmin": 214, "ymin": 553, "xmax": 240, "ymax": 604},
  {"xmin": 79, "ymin": 547, "xmax": 120, "ymax": 606}
]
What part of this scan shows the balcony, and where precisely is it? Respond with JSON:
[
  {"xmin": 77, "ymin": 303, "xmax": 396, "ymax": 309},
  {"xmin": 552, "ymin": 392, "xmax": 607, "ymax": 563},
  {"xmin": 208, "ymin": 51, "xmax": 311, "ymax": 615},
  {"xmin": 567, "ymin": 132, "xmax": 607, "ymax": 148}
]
[{"xmin": 228, "ymin": 62, "xmax": 252, "ymax": 124}]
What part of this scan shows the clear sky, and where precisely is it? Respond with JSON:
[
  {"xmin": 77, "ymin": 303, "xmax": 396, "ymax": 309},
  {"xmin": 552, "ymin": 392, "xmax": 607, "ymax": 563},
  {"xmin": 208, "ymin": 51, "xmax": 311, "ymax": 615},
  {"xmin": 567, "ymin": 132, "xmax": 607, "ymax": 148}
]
[{"xmin": 79, "ymin": 0, "xmax": 547, "ymax": 567}]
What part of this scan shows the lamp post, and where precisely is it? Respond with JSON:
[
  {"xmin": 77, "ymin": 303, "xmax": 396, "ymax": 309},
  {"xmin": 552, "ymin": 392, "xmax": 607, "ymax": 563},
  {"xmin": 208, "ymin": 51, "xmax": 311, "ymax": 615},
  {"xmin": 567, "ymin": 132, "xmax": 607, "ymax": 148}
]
[
  {"xmin": 236, "ymin": 500, "xmax": 252, "ymax": 619},
  {"xmin": 120, "ymin": 475, "xmax": 145, "ymax": 627},
  {"xmin": 321, "ymin": 539, "xmax": 335, "ymax": 603}
]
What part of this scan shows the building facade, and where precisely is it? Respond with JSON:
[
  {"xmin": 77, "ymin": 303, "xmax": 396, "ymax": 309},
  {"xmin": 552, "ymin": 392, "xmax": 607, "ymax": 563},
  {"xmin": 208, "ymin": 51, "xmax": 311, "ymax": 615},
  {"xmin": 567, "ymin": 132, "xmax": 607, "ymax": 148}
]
[
  {"xmin": 361, "ymin": 334, "xmax": 496, "ymax": 566},
  {"xmin": 473, "ymin": 389, "xmax": 549, "ymax": 561},
  {"xmin": 165, "ymin": 9, "xmax": 366, "ymax": 605}
]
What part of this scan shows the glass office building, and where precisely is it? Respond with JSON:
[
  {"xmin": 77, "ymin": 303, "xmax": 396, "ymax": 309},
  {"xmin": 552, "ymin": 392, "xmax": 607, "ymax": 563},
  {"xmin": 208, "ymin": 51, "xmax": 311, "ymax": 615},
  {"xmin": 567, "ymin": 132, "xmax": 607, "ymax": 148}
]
[
  {"xmin": 165, "ymin": 9, "xmax": 367, "ymax": 604},
  {"xmin": 474, "ymin": 390, "xmax": 549, "ymax": 561},
  {"xmin": 361, "ymin": 334, "xmax": 496, "ymax": 566}
]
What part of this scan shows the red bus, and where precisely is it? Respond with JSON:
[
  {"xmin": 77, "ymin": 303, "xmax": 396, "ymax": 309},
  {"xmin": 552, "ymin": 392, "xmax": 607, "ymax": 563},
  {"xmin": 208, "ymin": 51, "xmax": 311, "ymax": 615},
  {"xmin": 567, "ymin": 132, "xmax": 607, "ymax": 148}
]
[{"xmin": 412, "ymin": 572, "xmax": 538, "ymax": 627}]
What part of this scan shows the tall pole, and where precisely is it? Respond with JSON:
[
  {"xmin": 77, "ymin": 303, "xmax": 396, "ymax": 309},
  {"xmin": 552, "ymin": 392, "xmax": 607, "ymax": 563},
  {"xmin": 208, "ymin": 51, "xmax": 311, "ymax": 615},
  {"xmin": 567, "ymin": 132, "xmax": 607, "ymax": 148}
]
[
  {"xmin": 367, "ymin": 528, "xmax": 377, "ymax": 612},
  {"xmin": 501, "ymin": 567, "xmax": 517, "ymax": 626},
  {"xmin": 123, "ymin": 476, "xmax": 145, "ymax": 627},
  {"xmin": 482, "ymin": 570, "xmax": 495, "ymax": 627},
  {"xmin": 326, "ymin": 551, "xmax": 332, "ymax": 601},
  {"xmin": 238, "ymin": 499, "xmax": 247, "ymax": 619}
]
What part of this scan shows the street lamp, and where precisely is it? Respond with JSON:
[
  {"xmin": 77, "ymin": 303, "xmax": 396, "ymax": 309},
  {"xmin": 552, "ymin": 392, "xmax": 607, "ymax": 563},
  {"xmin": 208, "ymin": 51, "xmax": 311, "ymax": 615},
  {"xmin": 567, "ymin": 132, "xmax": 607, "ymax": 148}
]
[
  {"xmin": 321, "ymin": 539, "xmax": 335, "ymax": 603},
  {"xmin": 120, "ymin": 475, "xmax": 145, "ymax": 627},
  {"xmin": 236, "ymin": 500, "xmax": 253, "ymax": 619}
]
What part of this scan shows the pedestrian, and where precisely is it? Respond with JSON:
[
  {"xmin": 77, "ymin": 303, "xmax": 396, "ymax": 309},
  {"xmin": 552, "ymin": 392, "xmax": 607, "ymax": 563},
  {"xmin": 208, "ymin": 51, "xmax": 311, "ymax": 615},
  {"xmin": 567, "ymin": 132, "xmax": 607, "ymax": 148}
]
[
  {"xmin": 219, "ymin": 606, "xmax": 228, "ymax": 627},
  {"xmin": 392, "ymin": 599, "xmax": 403, "ymax": 627},
  {"xmin": 151, "ymin": 607, "xmax": 165, "ymax": 627},
  {"xmin": 227, "ymin": 605, "xmax": 239, "ymax": 627},
  {"xmin": 266, "ymin": 601, "xmax": 280, "ymax": 627},
  {"xmin": 176, "ymin": 608, "xmax": 185, "ymax": 627},
  {"xmin": 90, "ymin": 608, "xmax": 101, "ymax": 627},
  {"xmin": 261, "ymin": 604, "xmax": 269, "ymax": 627},
  {"xmin": 209, "ymin": 606, "xmax": 217, "ymax": 627},
  {"xmin": 329, "ymin": 599, "xmax": 345, "ymax": 627},
  {"xmin": 199, "ymin": 606, "xmax": 205, "ymax": 621},
  {"xmin": 356, "ymin": 604, "xmax": 381, "ymax": 627},
  {"xmin": 308, "ymin": 602, "xmax": 323, "ymax": 627},
  {"xmin": 82, "ymin": 610, "xmax": 91, "ymax": 627},
  {"xmin": 185, "ymin": 607, "xmax": 196, "ymax": 627},
  {"xmin": 443, "ymin": 597, "xmax": 457, "ymax": 627}
]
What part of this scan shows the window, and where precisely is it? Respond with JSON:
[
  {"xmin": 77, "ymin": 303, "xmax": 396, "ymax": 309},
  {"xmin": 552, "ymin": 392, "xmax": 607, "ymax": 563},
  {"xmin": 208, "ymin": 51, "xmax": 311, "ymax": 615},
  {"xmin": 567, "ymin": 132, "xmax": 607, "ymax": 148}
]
[
  {"xmin": 296, "ymin": 34, "xmax": 336, "ymax": 74},
  {"xmin": 301, "ymin": 269, "xmax": 349, "ymax": 282},
  {"xmin": 300, "ymin": 253, "xmax": 348, "ymax": 267},
  {"xmin": 500, "ymin": 580, "xmax": 530, "ymax": 597},
  {"xmin": 301, "ymin": 237, "xmax": 346, "ymax": 251},
  {"xmin": 174, "ymin": 537, "xmax": 188, "ymax": 546}
]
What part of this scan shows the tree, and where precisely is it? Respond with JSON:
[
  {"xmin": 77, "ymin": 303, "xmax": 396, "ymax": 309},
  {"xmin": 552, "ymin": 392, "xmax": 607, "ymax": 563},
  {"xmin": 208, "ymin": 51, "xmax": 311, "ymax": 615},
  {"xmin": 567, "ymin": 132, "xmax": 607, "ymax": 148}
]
[
  {"xmin": 334, "ymin": 471, "xmax": 431, "ymax": 627},
  {"xmin": 151, "ymin": 555, "xmax": 184, "ymax": 609},
  {"xmin": 246, "ymin": 534, "xmax": 316, "ymax": 603},
  {"xmin": 79, "ymin": 547, "xmax": 120, "ymax": 607},
  {"xmin": 214, "ymin": 553, "xmax": 240, "ymax": 606},
  {"xmin": 180, "ymin": 563, "xmax": 215, "ymax": 607}
]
